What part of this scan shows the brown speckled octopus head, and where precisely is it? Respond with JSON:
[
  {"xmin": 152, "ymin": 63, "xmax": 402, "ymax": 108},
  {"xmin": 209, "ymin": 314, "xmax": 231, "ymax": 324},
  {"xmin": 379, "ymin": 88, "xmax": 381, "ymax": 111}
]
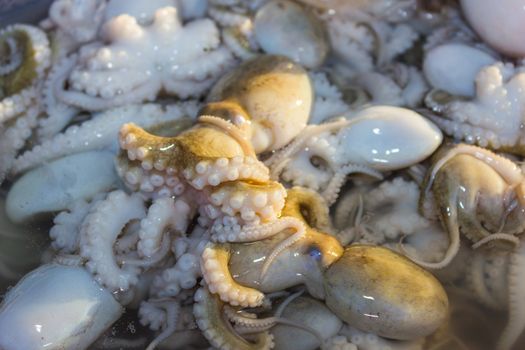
[{"xmin": 200, "ymin": 55, "xmax": 313, "ymax": 154}]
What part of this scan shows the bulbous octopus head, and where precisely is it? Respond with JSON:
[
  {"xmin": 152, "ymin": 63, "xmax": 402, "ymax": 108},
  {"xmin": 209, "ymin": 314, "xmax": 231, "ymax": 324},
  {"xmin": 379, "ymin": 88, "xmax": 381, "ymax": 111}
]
[
  {"xmin": 323, "ymin": 245, "xmax": 448, "ymax": 340},
  {"xmin": 417, "ymin": 145, "xmax": 525, "ymax": 270},
  {"xmin": 282, "ymin": 186, "xmax": 343, "ymax": 267},
  {"xmin": 200, "ymin": 55, "xmax": 313, "ymax": 154}
]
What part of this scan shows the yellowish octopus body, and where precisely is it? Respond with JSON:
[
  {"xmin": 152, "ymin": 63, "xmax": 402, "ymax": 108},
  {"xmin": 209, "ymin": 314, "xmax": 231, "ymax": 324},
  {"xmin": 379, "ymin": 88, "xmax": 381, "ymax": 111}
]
[{"xmin": 197, "ymin": 187, "xmax": 449, "ymax": 350}]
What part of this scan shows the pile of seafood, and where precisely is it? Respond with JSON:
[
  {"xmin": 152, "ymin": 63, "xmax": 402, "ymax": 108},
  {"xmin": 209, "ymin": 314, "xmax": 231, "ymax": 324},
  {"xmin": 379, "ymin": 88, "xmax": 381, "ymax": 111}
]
[{"xmin": 1, "ymin": 0, "xmax": 525, "ymax": 349}]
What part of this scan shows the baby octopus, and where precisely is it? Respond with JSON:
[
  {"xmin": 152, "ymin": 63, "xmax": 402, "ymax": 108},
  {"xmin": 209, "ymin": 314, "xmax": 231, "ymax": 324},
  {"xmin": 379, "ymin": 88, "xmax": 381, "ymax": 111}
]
[
  {"xmin": 55, "ymin": 4, "xmax": 234, "ymax": 111},
  {"xmin": 414, "ymin": 143, "xmax": 525, "ymax": 269},
  {"xmin": 196, "ymin": 187, "xmax": 448, "ymax": 350},
  {"xmin": 117, "ymin": 55, "xmax": 313, "ymax": 273}
]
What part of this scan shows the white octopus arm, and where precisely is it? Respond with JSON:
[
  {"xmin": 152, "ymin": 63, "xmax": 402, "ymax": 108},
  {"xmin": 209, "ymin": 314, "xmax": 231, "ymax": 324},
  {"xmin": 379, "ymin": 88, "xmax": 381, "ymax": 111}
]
[
  {"xmin": 309, "ymin": 72, "xmax": 349, "ymax": 124},
  {"xmin": 12, "ymin": 102, "xmax": 199, "ymax": 175},
  {"xmin": 0, "ymin": 106, "xmax": 40, "ymax": 184},
  {"xmin": 152, "ymin": 237, "xmax": 208, "ymax": 297},
  {"xmin": 138, "ymin": 197, "xmax": 191, "ymax": 258},
  {"xmin": 79, "ymin": 190, "xmax": 147, "ymax": 292},
  {"xmin": 50, "ymin": 195, "xmax": 104, "ymax": 253},
  {"xmin": 38, "ymin": 54, "xmax": 80, "ymax": 140}
]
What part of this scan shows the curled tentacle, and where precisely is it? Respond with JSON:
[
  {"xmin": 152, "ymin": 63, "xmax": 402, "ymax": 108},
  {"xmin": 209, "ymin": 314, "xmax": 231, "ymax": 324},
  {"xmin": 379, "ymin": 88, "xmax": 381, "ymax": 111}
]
[
  {"xmin": 79, "ymin": 190, "xmax": 147, "ymax": 291},
  {"xmin": 193, "ymin": 286, "xmax": 274, "ymax": 350},
  {"xmin": 198, "ymin": 114, "xmax": 255, "ymax": 157},
  {"xmin": 201, "ymin": 243, "xmax": 265, "ymax": 308},
  {"xmin": 50, "ymin": 196, "xmax": 104, "ymax": 253},
  {"xmin": 266, "ymin": 119, "xmax": 351, "ymax": 178},
  {"xmin": 137, "ymin": 197, "xmax": 191, "ymax": 258},
  {"xmin": 403, "ymin": 194, "xmax": 460, "ymax": 269},
  {"xmin": 423, "ymin": 144, "xmax": 524, "ymax": 200}
]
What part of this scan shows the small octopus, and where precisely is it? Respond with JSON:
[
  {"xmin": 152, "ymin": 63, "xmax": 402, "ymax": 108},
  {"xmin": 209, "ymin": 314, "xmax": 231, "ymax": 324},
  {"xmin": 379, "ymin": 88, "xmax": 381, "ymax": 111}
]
[{"xmin": 196, "ymin": 187, "xmax": 449, "ymax": 350}]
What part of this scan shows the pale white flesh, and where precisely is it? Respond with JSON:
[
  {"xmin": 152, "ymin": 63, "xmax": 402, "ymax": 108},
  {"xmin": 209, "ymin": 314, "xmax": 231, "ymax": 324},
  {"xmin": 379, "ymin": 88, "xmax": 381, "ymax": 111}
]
[{"xmin": 0, "ymin": 264, "xmax": 123, "ymax": 350}]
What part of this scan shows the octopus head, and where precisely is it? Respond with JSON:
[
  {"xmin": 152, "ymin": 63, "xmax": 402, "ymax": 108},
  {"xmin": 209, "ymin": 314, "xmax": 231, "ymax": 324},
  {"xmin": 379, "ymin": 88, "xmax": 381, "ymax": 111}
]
[
  {"xmin": 201, "ymin": 55, "xmax": 313, "ymax": 154},
  {"xmin": 323, "ymin": 245, "xmax": 448, "ymax": 340},
  {"xmin": 282, "ymin": 186, "xmax": 342, "ymax": 268},
  {"xmin": 416, "ymin": 144, "xmax": 525, "ymax": 269}
]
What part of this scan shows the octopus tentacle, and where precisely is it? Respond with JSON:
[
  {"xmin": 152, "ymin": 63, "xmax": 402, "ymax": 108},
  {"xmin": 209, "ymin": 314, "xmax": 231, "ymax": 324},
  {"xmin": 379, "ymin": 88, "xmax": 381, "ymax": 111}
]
[
  {"xmin": 466, "ymin": 250, "xmax": 508, "ymax": 310},
  {"xmin": 137, "ymin": 197, "xmax": 191, "ymax": 258},
  {"xmin": 119, "ymin": 123, "xmax": 269, "ymax": 190},
  {"xmin": 79, "ymin": 190, "xmax": 146, "ymax": 291},
  {"xmin": 152, "ymin": 237, "xmax": 208, "ymax": 297},
  {"xmin": 0, "ymin": 86, "xmax": 37, "ymax": 125},
  {"xmin": 193, "ymin": 287, "xmax": 274, "ymax": 350},
  {"xmin": 260, "ymin": 218, "xmax": 306, "ymax": 278},
  {"xmin": 403, "ymin": 192, "xmax": 460, "ymax": 269},
  {"xmin": 13, "ymin": 102, "xmax": 198, "ymax": 174},
  {"xmin": 38, "ymin": 54, "xmax": 79, "ymax": 139},
  {"xmin": 423, "ymin": 144, "xmax": 524, "ymax": 200},
  {"xmin": 201, "ymin": 243, "xmax": 265, "ymax": 307},
  {"xmin": 266, "ymin": 119, "xmax": 352, "ymax": 179},
  {"xmin": 212, "ymin": 216, "xmax": 302, "ymax": 244},
  {"xmin": 321, "ymin": 164, "xmax": 383, "ymax": 206},
  {"xmin": 0, "ymin": 106, "xmax": 40, "ymax": 183},
  {"xmin": 229, "ymin": 309, "xmax": 324, "ymax": 343},
  {"xmin": 470, "ymin": 233, "xmax": 520, "ymax": 250},
  {"xmin": 139, "ymin": 299, "xmax": 180, "ymax": 350},
  {"xmin": 309, "ymin": 72, "xmax": 349, "ymax": 125},
  {"xmin": 50, "ymin": 196, "xmax": 104, "ymax": 253},
  {"xmin": 207, "ymin": 180, "xmax": 286, "ymax": 226},
  {"xmin": 198, "ymin": 115, "xmax": 255, "ymax": 157},
  {"xmin": 498, "ymin": 243, "xmax": 525, "ymax": 350},
  {"xmin": 119, "ymin": 234, "xmax": 172, "ymax": 268},
  {"xmin": 115, "ymin": 154, "xmax": 187, "ymax": 198},
  {"xmin": 114, "ymin": 220, "xmax": 141, "ymax": 255},
  {"xmin": 57, "ymin": 78, "xmax": 162, "ymax": 111}
]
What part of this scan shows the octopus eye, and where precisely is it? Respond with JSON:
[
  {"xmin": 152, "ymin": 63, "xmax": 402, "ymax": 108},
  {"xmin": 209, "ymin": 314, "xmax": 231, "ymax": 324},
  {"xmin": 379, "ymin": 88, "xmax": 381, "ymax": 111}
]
[
  {"xmin": 309, "ymin": 155, "xmax": 328, "ymax": 171},
  {"xmin": 307, "ymin": 245, "xmax": 322, "ymax": 261}
]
